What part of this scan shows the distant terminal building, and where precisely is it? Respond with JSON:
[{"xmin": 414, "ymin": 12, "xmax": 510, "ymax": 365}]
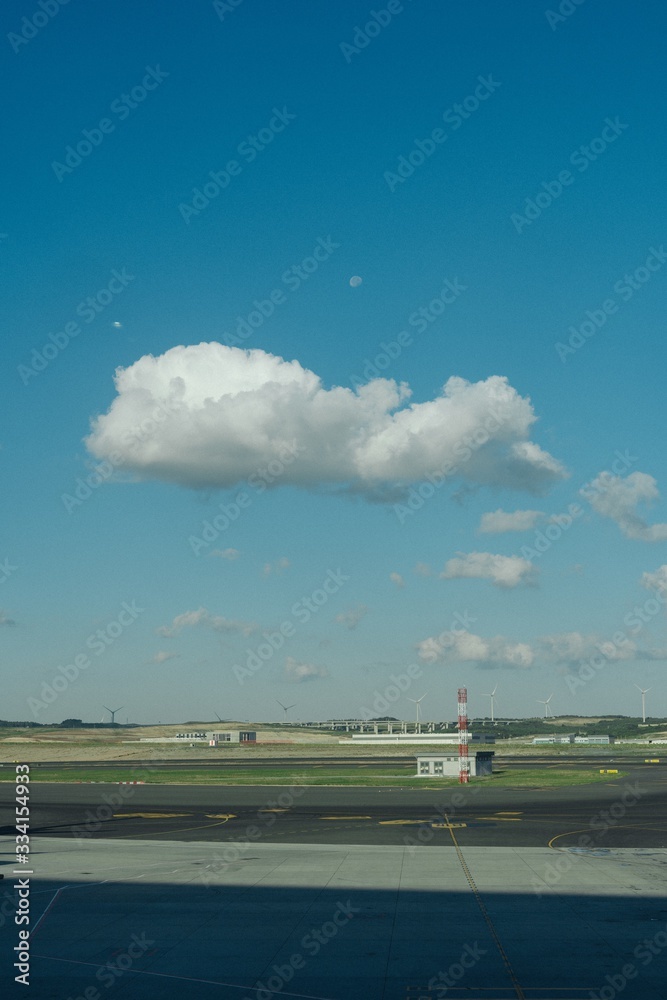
[
  {"xmin": 532, "ymin": 733, "xmax": 615, "ymax": 745},
  {"xmin": 416, "ymin": 752, "xmax": 494, "ymax": 778},
  {"xmin": 532, "ymin": 733, "xmax": 575, "ymax": 744},
  {"xmin": 138, "ymin": 729, "xmax": 257, "ymax": 744},
  {"xmin": 210, "ymin": 730, "xmax": 257, "ymax": 745},
  {"xmin": 340, "ymin": 732, "xmax": 495, "ymax": 746},
  {"xmin": 327, "ymin": 720, "xmax": 451, "ymax": 733}
]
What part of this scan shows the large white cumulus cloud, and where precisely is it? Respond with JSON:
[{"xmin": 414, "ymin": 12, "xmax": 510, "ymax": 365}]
[{"xmin": 85, "ymin": 343, "xmax": 566, "ymax": 497}]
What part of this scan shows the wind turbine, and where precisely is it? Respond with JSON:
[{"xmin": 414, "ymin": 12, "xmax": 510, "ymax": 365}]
[
  {"xmin": 408, "ymin": 693, "xmax": 428, "ymax": 733},
  {"xmin": 537, "ymin": 694, "xmax": 554, "ymax": 719},
  {"xmin": 483, "ymin": 685, "xmax": 498, "ymax": 723},
  {"xmin": 103, "ymin": 705, "xmax": 124, "ymax": 725},
  {"xmin": 276, "ymin": 700, "xmax": 296, "ymax": 723},
  {"xmin": 635, "ymin": 685, "xmax": 650, "ymax": 724}
]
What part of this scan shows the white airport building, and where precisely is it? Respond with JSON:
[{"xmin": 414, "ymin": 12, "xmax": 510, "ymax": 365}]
[
  {"xmin": 209, "ymin": 730, "xmax": 257, "ymax": 745},
  {"xmin": 340, "ymin": 732, "xmax": 495, "ymax": 746},
  {"xmin": 416, "ymin": 751, "xmax": 494, "ymax": 778},
  {"xmin": 532, "ymin": 734, "xmax": 615, "ymax": 745},
  {"xmin": 137, "ymin": 730, "xmax": 257, "ymax": 744}
]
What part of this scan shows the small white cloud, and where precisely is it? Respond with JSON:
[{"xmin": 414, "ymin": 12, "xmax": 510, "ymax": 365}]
[
  {"xmin": 335, "ymin": 604, "xmax": 368, "ymax": 630},
  {"xmin": 211, "ymin": 548, "xmax": 240, "ymax": 560},
  {"xmin": 285, "ymin": 656, "xmax": 328, "ymax": 683},
  {"xmin": 440, "ymin": 552, "xmax": 536, "ymax": 588},
  {"xmin": 389, "ymin": 572, "xmax": 405, "ymax": 588},
  {"xmin": 413, "ymin": 562, "xmax": 432, "ymax": 577},
  {"xmin": 262, "ymin": 557, "xmax": 291, "ymax": 577},
  {"xmin": 157, "ymin": 607, "xmax": 257, "ymax": 637},
  {"xmin": 641, "ymin": 564, "xmax": 667, "ymax": 592},
  {"xmin": 151, "ymin": 651, "xmax": 180, "ymax": 664},
  {"xmin": 540, "ymin": 631, "xmax": 667, "ymax": 665},
  {"xmin": 582, "ymin": 471, "xmax": 667, "ymax": 541},
  {"xmin": 417, "ymin": 630, "xmax": 534, "ymax": 669},
  {"xmin": 416, "ymin": 627, "xmax": 667, "ymax": 671},
  {"xmin": 478, "ymin": 508, "xmax": 544, "ymax": 533}
]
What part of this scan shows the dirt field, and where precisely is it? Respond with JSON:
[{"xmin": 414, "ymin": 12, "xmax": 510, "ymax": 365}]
[{"xmin": 1, "ymin": 720, "xmax": 663, "ymax": 763}]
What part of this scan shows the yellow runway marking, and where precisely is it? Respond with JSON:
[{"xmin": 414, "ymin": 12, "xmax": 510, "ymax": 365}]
[
  {"xmin": 548, "ymin": 824, "xmax": 667, "ymax": 850},
  {"xmin": 114, "ymin": 814, "xmax": 237, "ymax": 839},
  {"xmin": 205, "ymin": 813, "xmax": 237, "ymax": 820},
  {"xmin": 114, "ymin": 813, "xmax": 189, "ymax": 820},
  {"xmin": 320, "ymin": 815, "xmax": 372, "ymax": 821},
  {"xmin": 431, "ymin": 822, "xmax": 467, "ymax": 829},
  {"xmin": 476, "ymin": 815, "xmax": 522, "ymax": 821},
  {"xmin": 496, "ymin": 811, "xmax": 523, "ymax": 815},
  {"xmin": 378, "ymin": 819, "xmax": 432, "ymax": 826}
]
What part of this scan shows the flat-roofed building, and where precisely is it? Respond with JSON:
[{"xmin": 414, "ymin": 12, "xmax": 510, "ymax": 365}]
[
  {"xmin": 211, "ymin": 730, "xmax": 257, "ymax": 744},
  {"xmin": 532, "ymin": 734, "xmax": 575, "ymax": 744},
  {"xmin": 342, "ymin": 732, "xmax": 495, "ymax": 745},
  {"xmin": 416, "ymin": 751, "xmax": 494, "ymax": 778}
]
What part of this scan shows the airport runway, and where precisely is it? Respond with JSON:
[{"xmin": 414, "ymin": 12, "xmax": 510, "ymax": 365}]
[
  {"xmin": 1, "ymin": 762, "xmax": 666, "ymax": 850},
  {"xmin": 0, "ymin": 753, "xmax": 645, "ymax": 768}
]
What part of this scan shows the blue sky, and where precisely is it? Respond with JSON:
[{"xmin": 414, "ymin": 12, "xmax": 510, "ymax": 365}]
[{"xmin": 3, "ymin": 0, "xmax": 667, "ymax": 725}]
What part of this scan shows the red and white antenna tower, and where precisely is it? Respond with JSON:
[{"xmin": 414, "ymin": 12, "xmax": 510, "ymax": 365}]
[{"xmin": 457, "ymin": 686, "xmax": 470, "ymax": 784}]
